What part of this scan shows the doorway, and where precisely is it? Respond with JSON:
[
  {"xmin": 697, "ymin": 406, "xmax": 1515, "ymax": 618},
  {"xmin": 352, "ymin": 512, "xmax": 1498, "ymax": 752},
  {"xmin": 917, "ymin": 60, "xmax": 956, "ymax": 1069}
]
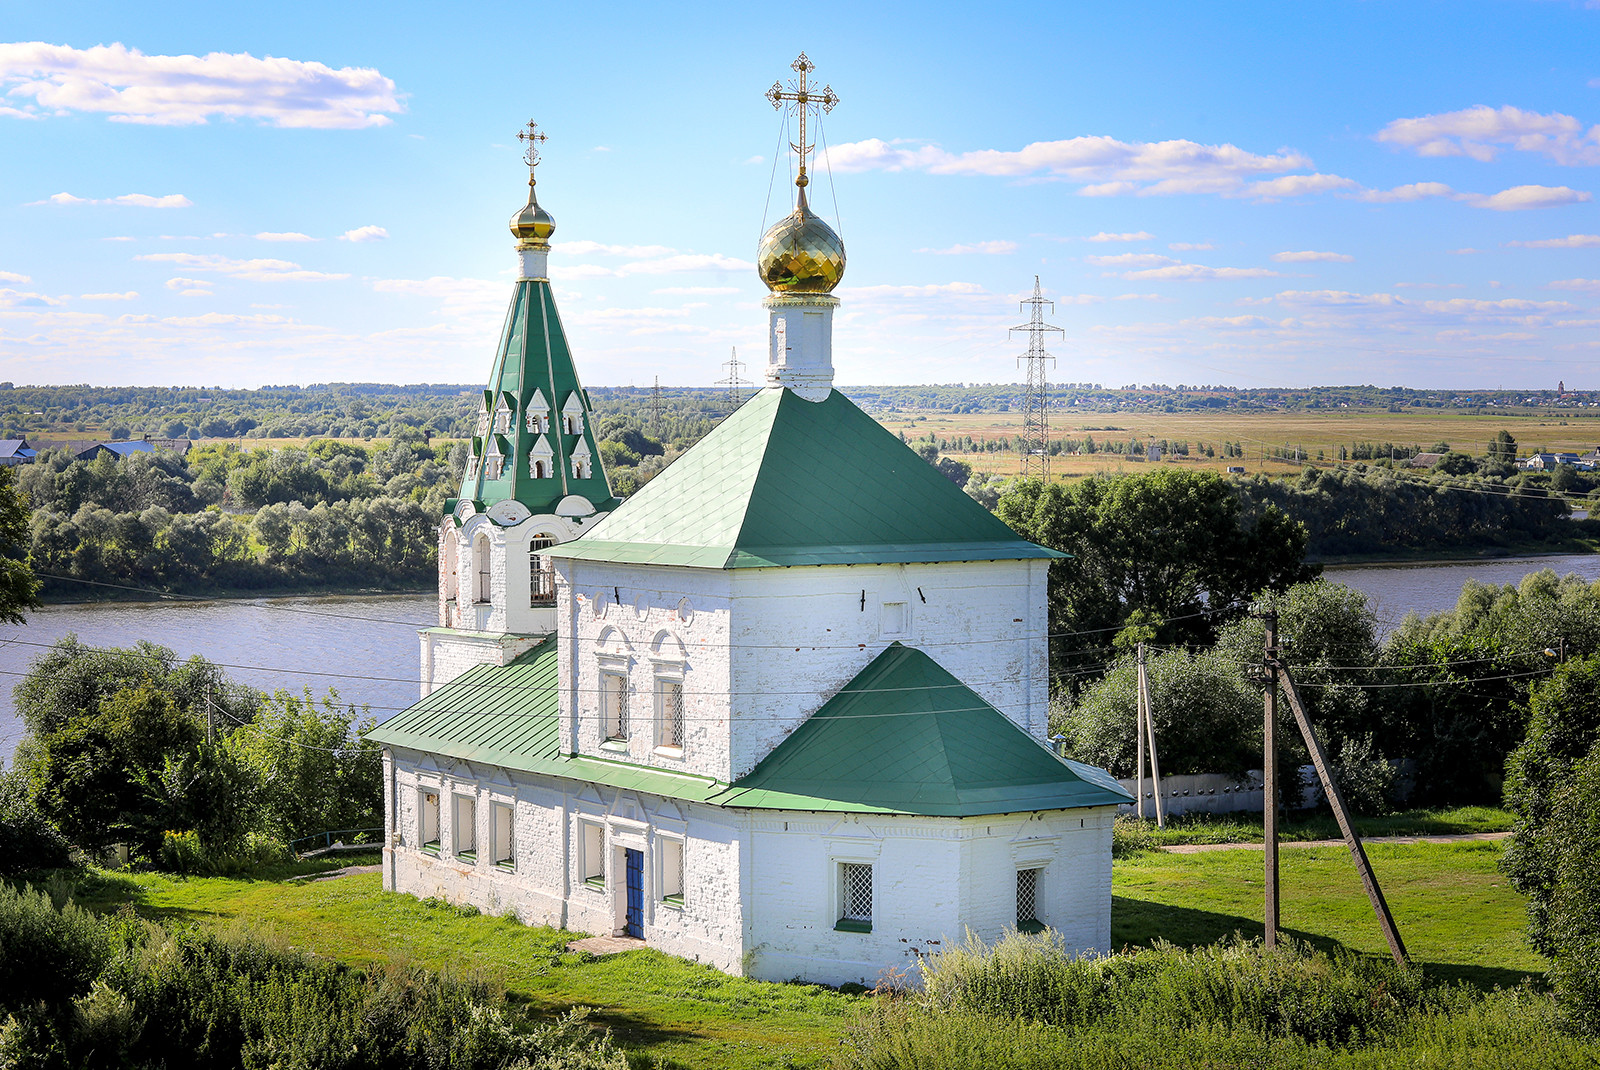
[{"xmin": 624, "ymin": 848, "xmax": 644, "ymax": 938}]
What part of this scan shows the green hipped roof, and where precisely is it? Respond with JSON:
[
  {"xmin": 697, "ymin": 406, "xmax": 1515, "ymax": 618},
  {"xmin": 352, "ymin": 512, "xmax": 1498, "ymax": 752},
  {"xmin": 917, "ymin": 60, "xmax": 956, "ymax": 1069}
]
[
  {"xmin": 367, "ymin": 637, "xmax": 1128, "ymax": 817},
  {"xmin": 713, "ymin": 643, "xmax": 1131, "ymax": 815},
  {"xmin": 546, "ymin": 386, "xmax": 1064, "ymax": 569},
  {"xmin": 457, "ymin": 280, "xmax": 621, "ymax": 516}
]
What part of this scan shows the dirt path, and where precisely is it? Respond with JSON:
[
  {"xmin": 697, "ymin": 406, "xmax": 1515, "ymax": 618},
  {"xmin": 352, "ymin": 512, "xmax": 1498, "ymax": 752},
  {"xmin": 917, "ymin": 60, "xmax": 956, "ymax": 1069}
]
[
  {"xmin": 288, "ymin": 863, "xmax": 382, "ymax": 882},
  {"xmin": 1158, "ymin": 831, "xmax": 1511, "ymax": 854}
]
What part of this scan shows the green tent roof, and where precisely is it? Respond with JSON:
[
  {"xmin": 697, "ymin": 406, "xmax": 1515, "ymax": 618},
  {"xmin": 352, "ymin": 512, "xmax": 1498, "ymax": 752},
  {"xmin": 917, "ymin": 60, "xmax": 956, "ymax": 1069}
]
[
  {"xmin": 712, "ymin": 643, "xmax": 1130, "ymax": 815},
  {"xmin": 546, "ymin": 386, "xmax": 1064, "ymax": 569},
  {"xmin": 453, "ymin": 280, "xmax": 620, "ymax": 517},
  {"xmin": 367, "ymin": 637, "xmax": 1127, "ymax": 817}
]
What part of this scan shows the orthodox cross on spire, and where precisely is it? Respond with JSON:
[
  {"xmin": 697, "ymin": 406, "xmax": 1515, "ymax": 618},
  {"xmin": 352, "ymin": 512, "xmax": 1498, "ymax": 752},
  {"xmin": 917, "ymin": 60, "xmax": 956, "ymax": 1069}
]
[
  {"xmin": 517, "ymin": 120, "xmax": 548, "ymax": 184},
  {"xmin": 765, "ymin": 53, "xmax": 839, "ymax": 193}
]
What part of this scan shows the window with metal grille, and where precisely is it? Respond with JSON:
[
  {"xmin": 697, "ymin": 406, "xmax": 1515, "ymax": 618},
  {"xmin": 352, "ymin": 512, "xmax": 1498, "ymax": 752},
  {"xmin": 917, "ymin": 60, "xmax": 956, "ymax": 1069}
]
[
  {"xmin": 453, "ymin": 795, "xmax": 476, "ymax": 860},
  {"xmin": 493, "ymin": 804, "xmax": 514, "ymax": 869},
  {"xmin": 602, "ymin": 673, "xmax": 628, "ymax": 741},
  {"xmin": 656, "ymin": 678, "xmax": 684, "ymax": 750},
  {"xmin": 529, "ymin": 536, "xmax": 556, "ymax": 605},
  {"xmin": 1017, "ymin": 868, "xmax": 1042, "ymax": 928},
  {"xmin": 659, "ymin": 837, "xmax": 684, "ymax": 904},
  {"xmin": 840, "ymin": 863, "xmax": 872, "ymax": 925},
  {"xmin": 419, "ymin": 791, "xmax": 439, "ymax": 852},
  {"xmin": 581, "ymin": 821, "xmax": 604, "ymax": 886}
]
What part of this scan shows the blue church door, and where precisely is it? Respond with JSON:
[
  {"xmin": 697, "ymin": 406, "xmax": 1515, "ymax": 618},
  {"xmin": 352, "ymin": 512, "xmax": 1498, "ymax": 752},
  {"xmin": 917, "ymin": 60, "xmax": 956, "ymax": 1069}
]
[{"xmin": 624, "ymin": 848, "xmax": 644, "ymax": 938}]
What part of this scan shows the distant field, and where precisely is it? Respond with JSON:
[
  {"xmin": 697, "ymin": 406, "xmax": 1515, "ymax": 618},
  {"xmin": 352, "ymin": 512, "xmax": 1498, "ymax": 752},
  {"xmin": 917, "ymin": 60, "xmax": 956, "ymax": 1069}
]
[{"xmin": 873, "ymin": 409, "xmax": 1600, "ymax": 481}]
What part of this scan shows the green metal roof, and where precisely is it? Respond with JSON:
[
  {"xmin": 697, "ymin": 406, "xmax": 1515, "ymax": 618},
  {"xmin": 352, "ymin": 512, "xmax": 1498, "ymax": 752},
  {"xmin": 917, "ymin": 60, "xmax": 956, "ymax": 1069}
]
[
  {"xmin": 455, "ymin": 280, "xmax": 621, "ymax": 517},
  {"xmin": 546, "ymin": 386, "xmax": 1064, "ymax": 569},
  {"xmin": 711, "ymin": 643, "xmax": 1131, "ymax": 815},
  {"xmin": 368, "ymin": 637, "xmax": 1126, "ymax": 817}
]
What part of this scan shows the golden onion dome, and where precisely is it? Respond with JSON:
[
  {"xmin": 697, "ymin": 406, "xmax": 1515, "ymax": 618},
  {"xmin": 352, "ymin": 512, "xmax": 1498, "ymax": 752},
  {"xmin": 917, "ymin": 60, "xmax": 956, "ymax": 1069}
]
[
  {"xmin": 510, "ymin": 183, "xmax": 556, "ymax": 246},
  {"xmin": 757, "ymin": 185, "xmax": 845, "ymax": 294}
]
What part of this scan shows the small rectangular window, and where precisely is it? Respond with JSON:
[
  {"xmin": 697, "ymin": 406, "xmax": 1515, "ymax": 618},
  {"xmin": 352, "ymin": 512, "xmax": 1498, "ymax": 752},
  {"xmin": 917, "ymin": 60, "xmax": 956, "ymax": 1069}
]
[
  {"xmin": 880, "ymin": 601, "xmax": 908, "ymax": 636},
  {"xmin": 659, "ymin": 838, "xmax": 684, "ymax": 904},
  {"xmin": 602, "ymin": 673, "xmax": 628, "ymax": 741},
  {"xmin": 529, "ymin": 537, "xmax": 556, "ymax": 606},
  {"xmin": 454, "ymin": 795, "xmax": 476, "ymax": 859},
  {"xmin": 581, "ymin": 821, "xmax": 605, "ymax": 887},
  {"xmin": 838, "ymin": 862, "xmax": 872, "ymax": 931},
  {"xmin": 656, "ymin": 678, "xmax": 684, "ymax": 751},
  {"xmin": 420, "ymin": 791, "xmax": 440, "ymax": 853},
  {"xmin": 493, "ymin": 804, "xmax": 514, "ymax": 869},
  {"xmin": 1018, "ymin": 868, "xmax": 1043, "ymax": 932}
]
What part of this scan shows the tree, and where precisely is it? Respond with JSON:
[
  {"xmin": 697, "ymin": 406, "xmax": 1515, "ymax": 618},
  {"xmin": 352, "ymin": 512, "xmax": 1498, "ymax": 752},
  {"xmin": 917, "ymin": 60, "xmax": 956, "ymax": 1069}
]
[
  {"xmin": 996, "ymin": 469, "xmax": 1315, "ymax": 668},
  {"xmin": 0, "ymin": 466, "xmax": 39, "ymax": 623}
]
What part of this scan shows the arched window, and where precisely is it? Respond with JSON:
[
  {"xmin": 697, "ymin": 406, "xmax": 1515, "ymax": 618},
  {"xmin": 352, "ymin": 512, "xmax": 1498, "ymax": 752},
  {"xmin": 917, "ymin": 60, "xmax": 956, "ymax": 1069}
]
[
  {"xmin": 530, "ymin": 534, "xmax": 556, "ymax": 606},
  {"xmin": 573, "ymin": 457, "xmax": 590, "ymax": 479},
  {"xmin": 474, "ymin": 534, "xmax": 491, "ymax": 604},
  {"xmin": 532, "ymin": 459, "xmax": 548, "ymax": 479}
]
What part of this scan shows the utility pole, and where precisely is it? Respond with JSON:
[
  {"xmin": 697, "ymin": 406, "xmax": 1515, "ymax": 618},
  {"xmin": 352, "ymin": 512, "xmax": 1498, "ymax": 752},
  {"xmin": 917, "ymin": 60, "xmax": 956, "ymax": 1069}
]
[
  {"xmin": 205, "ymin": 681, "xmax": 214, "ymax": 746},
  {"xmin": 1136, "ymin": 641, "xmax": 1165, "ymax": 828},
  {"xmin": 1010, "ymin": 277, "xmax": 1064, "ymax": 481},
  {"xmin": 1260, "ymin": 611, "xmax": 1279, "ymax": 949},
  {"xmin": 651, "ymin": 376, "xmax": 663, "ymax": 436},
  {"xmin": 715, "ymin": 347, "xmax": 751, "ymax": 409}
]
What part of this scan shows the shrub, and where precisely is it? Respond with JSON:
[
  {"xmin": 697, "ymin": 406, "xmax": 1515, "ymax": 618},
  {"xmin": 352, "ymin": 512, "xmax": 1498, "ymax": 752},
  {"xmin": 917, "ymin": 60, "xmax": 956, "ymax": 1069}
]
[
  {"xmin": 0, "ymin": 767, "xmax": 69, "ymax": 874},
  {"xmin": 0, "ymin": 882, "xmax": 108, "ymax": 1014},
  {"xmin": 1331, "ymin": 734, "xmax": 1397, "ymax": 817}
]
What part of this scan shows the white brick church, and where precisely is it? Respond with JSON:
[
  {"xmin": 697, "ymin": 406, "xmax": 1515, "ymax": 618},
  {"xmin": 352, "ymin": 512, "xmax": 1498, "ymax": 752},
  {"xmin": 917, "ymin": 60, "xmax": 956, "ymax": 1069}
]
[{"xmin": 369, "ymin": 97, "xmax": 1128, "ymax": 986}]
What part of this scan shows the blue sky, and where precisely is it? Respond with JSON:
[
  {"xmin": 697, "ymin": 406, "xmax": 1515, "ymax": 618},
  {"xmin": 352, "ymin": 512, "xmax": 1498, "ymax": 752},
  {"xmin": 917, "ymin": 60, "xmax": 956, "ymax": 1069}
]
[{"xmin": 2, "ymin": 1, "xmax": 1598, "ymax": 390}]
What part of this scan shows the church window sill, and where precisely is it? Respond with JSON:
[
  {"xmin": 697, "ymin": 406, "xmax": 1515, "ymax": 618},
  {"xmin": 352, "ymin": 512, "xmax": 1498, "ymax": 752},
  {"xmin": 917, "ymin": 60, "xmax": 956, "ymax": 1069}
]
[
  {"xmin": 496, "ymin": 860, "xmax": 515, "ymax": 873},
  {"xmin": 457, "ymin": 850, "xmax": 477, "ymax": 864},
  {"xmin": 834, "ymin": 919, "xmax": 872, "ymax": 934},
  {"xmin": 1017, "ymin": 919, "xmax": 1047, "ymax": 935},
  {"xmin": 422, "ymin": 841, "xmax": 440, "ymax": 856},
  {"xmin": 653, "ymin": 745, "xmax": 685, "ymax": 760},
  {"xmin": 661, "ymin": 894, "xmax": 685, "ymax": 909},
  {"xmin": 584, "ymin": 876, "xmax": 606, "ymax": 891},
  {"xmin": 600, "ymin": 739, "xmax": 629, "ymax": 754}
]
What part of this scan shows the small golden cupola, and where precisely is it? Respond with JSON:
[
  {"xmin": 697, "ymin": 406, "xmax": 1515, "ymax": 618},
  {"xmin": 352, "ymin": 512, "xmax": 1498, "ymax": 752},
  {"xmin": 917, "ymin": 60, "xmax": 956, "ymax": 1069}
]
[
  {"xmin": 758, "ymin": 55, "xmax": 844, "ymax": 294},
  {"xmin": 510, "ymin": 120, "xmax": 556, "ymax": 258}
]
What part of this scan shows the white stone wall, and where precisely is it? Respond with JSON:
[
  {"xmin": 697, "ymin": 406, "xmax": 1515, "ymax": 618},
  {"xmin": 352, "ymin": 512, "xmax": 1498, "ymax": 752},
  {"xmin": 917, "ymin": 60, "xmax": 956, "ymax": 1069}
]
[
  {"xmin": 743, "ymin": 807, "xmax": 1115, "ymax": 986},
  {"xmin": 382, "ymin": 749, "xmax": 1114, "ymax": 988},
  {"xmin": 552, "ymin": 557, "xmax": 1048, "ymax": 783}
]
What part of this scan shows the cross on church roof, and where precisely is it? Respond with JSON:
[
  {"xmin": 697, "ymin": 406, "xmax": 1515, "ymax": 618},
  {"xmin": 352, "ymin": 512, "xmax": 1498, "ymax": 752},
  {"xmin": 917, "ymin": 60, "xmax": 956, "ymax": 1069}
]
[
  {"xmin": 517, "ymin": 120, "xmax": 548, "ymax": 182},
  {"xmin": 765, "ymin": 53, "xmax": 839, "ymax": 189}
]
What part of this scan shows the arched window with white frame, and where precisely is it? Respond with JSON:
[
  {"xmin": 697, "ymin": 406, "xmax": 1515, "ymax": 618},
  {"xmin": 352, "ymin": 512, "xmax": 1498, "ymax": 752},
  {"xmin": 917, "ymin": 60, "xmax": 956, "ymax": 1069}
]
[{"xmin": 529, "ymin": 534, "xmax": 556, "ymax": 606}]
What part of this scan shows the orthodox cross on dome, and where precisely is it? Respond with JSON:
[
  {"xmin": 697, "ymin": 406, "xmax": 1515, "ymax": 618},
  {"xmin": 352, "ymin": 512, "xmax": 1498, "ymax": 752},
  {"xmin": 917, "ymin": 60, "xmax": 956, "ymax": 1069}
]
[
  {"xmin": 517, "ymin": 120, "xmax": 548, "ymax": 184},
  {"xmin": 765, "ymin": 53, "xmax": 839, "ymax": 193}
]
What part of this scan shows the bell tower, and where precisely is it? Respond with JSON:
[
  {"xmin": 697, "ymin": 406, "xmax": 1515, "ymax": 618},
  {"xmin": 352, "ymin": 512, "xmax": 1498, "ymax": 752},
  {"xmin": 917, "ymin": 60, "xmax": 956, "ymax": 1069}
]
[{"xmin": 421, "ymin": 122, "xmax": 620, "ymax": 695}]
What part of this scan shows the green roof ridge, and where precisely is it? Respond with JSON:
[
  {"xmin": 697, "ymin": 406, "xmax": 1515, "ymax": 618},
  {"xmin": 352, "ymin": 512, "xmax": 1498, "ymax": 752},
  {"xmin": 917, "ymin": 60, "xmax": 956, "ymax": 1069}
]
[
  {"xmin": 550, "ymin": 387, "xmax": 1063, "ymax": 569},
  {"xmin": 456, "ymin": 281, "xmax": 620, "ymax": 516}
]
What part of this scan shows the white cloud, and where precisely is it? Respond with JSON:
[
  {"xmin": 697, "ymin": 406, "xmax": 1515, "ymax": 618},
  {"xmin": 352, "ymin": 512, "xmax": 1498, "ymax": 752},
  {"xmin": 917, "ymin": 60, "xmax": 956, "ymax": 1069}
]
[
  {"xmin": 1376, "ymin": 105, "xmax": 1600, "ymax": 165},
  {"xmin": 139, "ymin": 252, "xmax": 348, "ymax": 282},
  {"xmin": 1420, "ymin": 297, "xmax": 1574, "ymax": 315},
  {"xmin": 1085, "ymin": 252, "xmax": 1178, "ymax": 268},
  {"xmin": 1273, "ymin": 250, "xmax": 1354, "ymax": 262},
  {"xmin": 0, "ymin": 288, "xmax": 63, "ymax": 307},
  {"xmin": 256, "ymin": 231, "xmax": 316, "ymax": 242},
  {"xmin": 161, "ymin": 313, "xmax": 296, "ymax": 328},
  {"xmin": 0, "ymin": 271, "xmax": 29, "ymax": 283},
  {"xmin": 566, "ymin": 253, "xmax": 755, "ymax": 278},
  {"xmin": 1118, "ymin": 261, "xmax": 1284, "ymax": 281},
  {"xmin": 841, "ymin": 282, "xmax": 988, "ymax": 299},
  {"xmin": 651, "ymin": 286, "xmax": 739, "ymax": 295},
  {"xmin": 1507, "ymin": 234, "xmax": 1600, "ymax": 248},
  {"xmin": 822, "ymin": 135, "xmax": 1312, "ymax": 195},
  {"xmin": 79, "ymin": 291, "xmax": 137, "ymax": 300},
  {"xmin": 0, "ymin": 41, "xmax": 402, "ymax": 128},
  {"xmin": 102, "ymin": 236, "xmax": 135, "ymax": 242},
  {"xmin": 31, "ymin": 191, "xmax": 190, "ymax": 207},
  {"xmin": 1168, "ymin": 242, "xmax": 1214, "ymax": 251},
  {"xmin": 1086, "ymin": 231, "xmax": 1154, "ymax": 242},
  {"xmin": 917, "ymin": 240, "xmax": 1017, "ymax": 255},
  {"xmin": 165, "ymin": 276, "xmax": 214, "ymax": 297},
  {"xmin": 1550, "ymin": 278, "xmax": 1600, "ymax": 292},
  {"xmin": 370, "ymin": 276, "xmax": 502, "ymax": 317},
  {"xmin": 1358, "ymin": 182, "xmax": 1458, "ymax": 203},
  {"xmin": 1241, "ymin": 173, "xmax": 1360, "ymax": 200},
  {"xmin": 556, "ymin": 241, "xmax": 678, "ymax": 258},
  {"xmin": 1467, "ymin": 184, "xmax": 1592, "ymax": 211},
  {"xmin": 338, "ymin": 225, "xmax": 387, "ymax": 242}
]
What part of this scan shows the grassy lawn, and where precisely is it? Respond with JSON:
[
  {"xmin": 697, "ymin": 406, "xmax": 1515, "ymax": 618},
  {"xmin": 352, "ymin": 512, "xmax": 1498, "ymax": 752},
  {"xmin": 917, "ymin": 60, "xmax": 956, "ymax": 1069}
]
[
  {"xmin": 56, "ymin": 834, "xmax": 1538, "ymax": 1066},
  {"xmin": 1113, "ymin": 839, "xmax": 1539, "ymax": 989},
  {"xmin": 1118, "ymin": 806, "xmax": 1514, "ymax": 848}
]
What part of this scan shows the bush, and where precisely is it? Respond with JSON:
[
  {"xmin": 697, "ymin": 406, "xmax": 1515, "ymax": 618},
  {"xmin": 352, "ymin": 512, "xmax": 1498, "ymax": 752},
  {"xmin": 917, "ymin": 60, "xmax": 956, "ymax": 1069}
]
[
  {"xmin": 0, "ymin": 767, "xmax": 69, "ymax": 874},
  {"xmin": 1331, "ymin": 734, "xmax": 1397, "ymax": 817},
  {"xmin": 0, "ymin": 882, "xmax": 109, "ymax": 1014}
]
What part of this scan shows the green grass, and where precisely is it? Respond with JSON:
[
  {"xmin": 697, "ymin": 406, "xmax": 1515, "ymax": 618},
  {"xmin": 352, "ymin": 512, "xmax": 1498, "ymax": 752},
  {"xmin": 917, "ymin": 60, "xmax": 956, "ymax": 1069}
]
[
  {"xmin": 1118, "ymin": 806, "xmax": 1514, "ymax": 848},
  {"xmin": 65, "ymin": 867, "xmax": 860, "ymax": 1070},
  {"xmin": 54, "ymin": 835, "xmax": 1538, "ymax": 1066},
  {"xmin": 1113, "ymin": 840, "xmax": 1539, "ymax": 989}
]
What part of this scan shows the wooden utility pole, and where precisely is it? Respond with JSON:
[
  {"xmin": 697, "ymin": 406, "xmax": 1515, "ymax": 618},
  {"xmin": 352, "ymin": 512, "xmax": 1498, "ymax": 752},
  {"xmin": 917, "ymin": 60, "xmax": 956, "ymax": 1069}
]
[
  {"xmin": 1278, "ymin": 668, "xmax": 1409, "ymax": 966},
  {"xmin": 1136, "ymin": 642, "xmax": 1165, "ymax": 828},
  {"xmin": 1135, "ymin": 642, "xmax": 1146, "ymax": 821},
  {"xmin": 1262, "ymin": 612, "xmax": 1280, "ymax": 949}
]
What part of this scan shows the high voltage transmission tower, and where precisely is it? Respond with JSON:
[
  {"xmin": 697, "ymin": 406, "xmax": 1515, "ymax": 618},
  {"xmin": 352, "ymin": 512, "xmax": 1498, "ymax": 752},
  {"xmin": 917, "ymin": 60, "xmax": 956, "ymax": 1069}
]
[
  {"xmin": 715, "ymin": 347, "xmax": 752, "ymax": 408},
  {"xmin": 1010, "ymin": 276, "xmax": 1064, "ymax": 480},
  {"xmin": 651, "ymin": 376, "xmax": 662, "ymax": 434}
]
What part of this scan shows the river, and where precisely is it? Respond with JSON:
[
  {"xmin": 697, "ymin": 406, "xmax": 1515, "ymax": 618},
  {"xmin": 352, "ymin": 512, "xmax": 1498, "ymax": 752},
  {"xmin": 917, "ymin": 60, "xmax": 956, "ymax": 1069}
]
[{"xmin": 4, "ymin": 553, "xmax": 1600, "ymax": 762}]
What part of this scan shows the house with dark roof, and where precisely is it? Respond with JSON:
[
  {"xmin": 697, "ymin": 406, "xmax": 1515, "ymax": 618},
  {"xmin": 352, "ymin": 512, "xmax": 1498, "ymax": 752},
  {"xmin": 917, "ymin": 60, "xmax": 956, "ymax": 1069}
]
[
  {"xmin": 0, "ymin": 438, "xmax": 35, "ymax": 466},
  {"xmin": 75, "ymin": 436, "xmax": 191, "ymax": 462},
  {"xmin": 369, "ymin": 105, "xmax": 1126, "ymax": 986}
]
